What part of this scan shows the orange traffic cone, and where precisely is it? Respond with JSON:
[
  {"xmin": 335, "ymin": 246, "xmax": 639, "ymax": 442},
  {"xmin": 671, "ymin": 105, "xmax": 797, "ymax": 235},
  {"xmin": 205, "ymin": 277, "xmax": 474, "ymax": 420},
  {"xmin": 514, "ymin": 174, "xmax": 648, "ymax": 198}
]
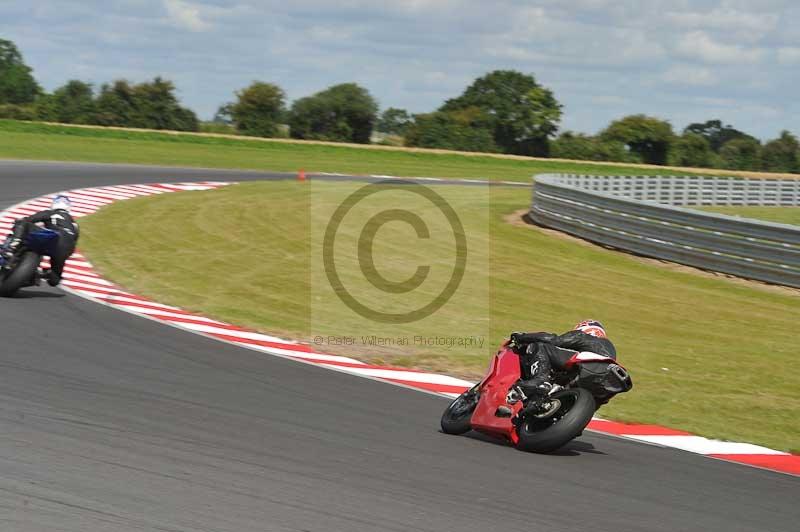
[{"xmin": 297, "ymin": 169, "xmax": 306, "ymax": 181}]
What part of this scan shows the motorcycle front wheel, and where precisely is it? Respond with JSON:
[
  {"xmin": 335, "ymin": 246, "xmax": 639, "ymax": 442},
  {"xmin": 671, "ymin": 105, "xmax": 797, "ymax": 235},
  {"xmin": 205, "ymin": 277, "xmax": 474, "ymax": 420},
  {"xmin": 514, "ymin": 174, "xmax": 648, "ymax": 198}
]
[
  {"xmin": 515, "ymin": 388, "xmax": 595, "ymax": 453},
  {"xmin": 440, "ymin": 385, "xmax": 480, "ymax": 435}
]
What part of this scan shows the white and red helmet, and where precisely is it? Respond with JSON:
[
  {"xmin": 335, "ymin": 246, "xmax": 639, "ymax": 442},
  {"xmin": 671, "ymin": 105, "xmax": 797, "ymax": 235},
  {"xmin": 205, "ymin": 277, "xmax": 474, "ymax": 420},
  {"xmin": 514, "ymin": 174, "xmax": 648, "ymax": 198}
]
[{"xmin": 574, "ymin": 319, "xmax": 607, "ymax": 338}]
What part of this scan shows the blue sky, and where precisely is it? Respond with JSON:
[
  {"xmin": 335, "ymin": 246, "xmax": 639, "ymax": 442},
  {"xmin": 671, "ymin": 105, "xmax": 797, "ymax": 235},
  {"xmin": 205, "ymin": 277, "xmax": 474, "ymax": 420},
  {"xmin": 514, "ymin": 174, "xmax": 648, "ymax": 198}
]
[{"xmin": 2, "ymin": 0, "xmax": 799, "ymax": 140}]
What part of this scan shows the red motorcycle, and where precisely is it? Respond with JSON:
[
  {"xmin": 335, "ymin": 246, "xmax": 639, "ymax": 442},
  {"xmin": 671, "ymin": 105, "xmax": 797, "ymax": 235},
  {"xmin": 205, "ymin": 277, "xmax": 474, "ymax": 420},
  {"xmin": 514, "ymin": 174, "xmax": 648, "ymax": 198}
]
[{"xmin": 440, "ymin": 341, "xmax": 632, "ymax": 453}]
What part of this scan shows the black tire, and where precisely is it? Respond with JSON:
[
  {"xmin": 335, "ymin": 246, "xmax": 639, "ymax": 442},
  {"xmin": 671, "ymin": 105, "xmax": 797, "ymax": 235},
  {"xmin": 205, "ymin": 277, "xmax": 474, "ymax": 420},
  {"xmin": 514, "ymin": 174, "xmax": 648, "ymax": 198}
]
[
  {"xmin": 516, "ymin": 388, "xmax": 595, "ymax": 453},
  {"xmin": 0, "ymin": 252, "xmax": 40, "ymax": 297},
  {"xmin": 440, "ymin": 386, "xmax": 480, "ymax": 435}
]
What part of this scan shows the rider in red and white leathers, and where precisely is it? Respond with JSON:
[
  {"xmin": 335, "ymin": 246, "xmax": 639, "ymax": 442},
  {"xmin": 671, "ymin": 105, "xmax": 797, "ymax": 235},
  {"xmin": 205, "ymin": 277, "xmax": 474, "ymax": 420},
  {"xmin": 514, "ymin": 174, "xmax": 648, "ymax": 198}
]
[{"xmin": 509, "ymin": 320, "xmax": 616, "ymax": 398}]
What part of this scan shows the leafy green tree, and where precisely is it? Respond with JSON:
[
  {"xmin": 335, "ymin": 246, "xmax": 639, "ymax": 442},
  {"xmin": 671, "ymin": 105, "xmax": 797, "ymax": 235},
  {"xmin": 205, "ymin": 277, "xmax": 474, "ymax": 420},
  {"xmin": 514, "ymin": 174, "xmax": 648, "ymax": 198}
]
[
  {"xmin": 669, "ymin": 132, "xmax": 712, "ymax": 167},
  {"xmin": 600, "ymin": 114, "xmax": 674, "ymax": 165},
  {"xmin": 0, "ymin": 39, "xmax": 41, "ymax": 104},
  {"xmin": 760, "ymin": 131, "xmax": 799, "ymax": 173},
  {"xmin": 49, "ymin": 80, "xmax": 96, "ymax": 124},
  {"xmin": 404, "ymin": 107, "xmax": 498, "ymax": 152},
  {"xmin": 0, "ymin": 103, "xmax": 37, "ymax": 120},
  {"xmin": 94, "ymin": 78, "xmax": 198, "ymax": 131},
  {"xmin": 376, "ymin": 107, "xmax": 412, "ymax": 135},
  {"xmin": 684, "ymin": 119, "xmax": 755, "ymax": 152},
  {"xmin": 133, "ymin": 77, "xmax": 198, "ymax": 131},
  {"xmin": 550, "ymin": 132, "xmax": 633, "ymax": 162},
  {"xmin": 289, "ymin": 83, "xmax": 378, "ymax": 143},
  {"xmin": 550, "ymin": 132, "xmax": 595, "ymax": 160},
  {"xmin": 718, "ymin": 137, "xmax": 761, "ymax": 170},
  {"xmin": 29, "ymin": 93, "xmax": 57, "ymax": 121},
  {"xmin": 440, "ymin": 70, "xmax": 561, "ymax": 156},
  {"xmin": 228, "ymin": 81, "xmax": 286, "ymax": 137},
  {"xmin": 289, "ymin": 95, "xmax": 349, "ymax": 141},
  {"xmin": 94, "ymin": 80, "xmax": 137, "ymax": 126}
]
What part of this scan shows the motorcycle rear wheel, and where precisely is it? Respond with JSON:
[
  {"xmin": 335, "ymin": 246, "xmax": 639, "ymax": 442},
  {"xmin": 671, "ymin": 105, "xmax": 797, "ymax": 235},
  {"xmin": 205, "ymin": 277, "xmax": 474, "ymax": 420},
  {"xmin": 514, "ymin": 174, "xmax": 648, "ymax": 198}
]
[
  {"xmin": 0, "ymin": 252, "xmax": 40, "ymax": 297},
  {"xmin": 440, "ymin": 386, "xmax": 480, "ymax": 435},
  {"xmin": 515, "ymin": 388, "xmax": 595, "ymax": 453}
]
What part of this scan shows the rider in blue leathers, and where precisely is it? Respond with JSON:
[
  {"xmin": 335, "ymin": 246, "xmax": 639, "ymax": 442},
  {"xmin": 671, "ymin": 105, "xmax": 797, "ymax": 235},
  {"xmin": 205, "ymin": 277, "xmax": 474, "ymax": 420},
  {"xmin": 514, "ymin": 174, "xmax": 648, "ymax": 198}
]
[{"xmin": 4, "ymin": 195, "xmax": 79, "ymax": 286}]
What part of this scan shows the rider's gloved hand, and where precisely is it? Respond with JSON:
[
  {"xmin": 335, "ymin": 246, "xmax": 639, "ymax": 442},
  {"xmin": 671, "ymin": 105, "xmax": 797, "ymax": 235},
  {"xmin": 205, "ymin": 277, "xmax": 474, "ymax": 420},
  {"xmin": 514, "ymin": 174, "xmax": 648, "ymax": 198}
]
[
  {"xmin": 7, "ymin": 238, "xmax": 21, "ymax": 251},
  {"xmin": 508, "ymin": 332, "xmax": 526, "ymax": 353}
]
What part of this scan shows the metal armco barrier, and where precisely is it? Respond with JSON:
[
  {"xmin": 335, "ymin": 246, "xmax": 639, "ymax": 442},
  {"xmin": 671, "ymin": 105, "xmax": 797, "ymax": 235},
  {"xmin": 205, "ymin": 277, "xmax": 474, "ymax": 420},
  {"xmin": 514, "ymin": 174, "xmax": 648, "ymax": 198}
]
[{"xmin": 529, "ymin": 174, "xmax": 800, "ymax": 288}]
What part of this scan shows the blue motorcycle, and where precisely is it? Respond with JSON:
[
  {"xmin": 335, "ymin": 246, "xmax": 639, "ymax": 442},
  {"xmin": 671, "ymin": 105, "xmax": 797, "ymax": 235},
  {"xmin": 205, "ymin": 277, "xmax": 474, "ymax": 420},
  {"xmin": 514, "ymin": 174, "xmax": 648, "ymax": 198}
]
[{"xmin": 0, "ymin": 228, "xmax": 59, "ymax": 296}]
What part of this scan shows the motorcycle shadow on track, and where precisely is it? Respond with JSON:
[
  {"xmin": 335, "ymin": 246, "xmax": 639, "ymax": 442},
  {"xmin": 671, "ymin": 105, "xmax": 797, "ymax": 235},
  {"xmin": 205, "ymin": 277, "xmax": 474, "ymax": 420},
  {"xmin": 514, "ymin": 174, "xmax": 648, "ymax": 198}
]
[
  {"xmin": 9, "ymin": 288, "xmax": 65, "ymax": 299},
  {"xmin": 458, "ymin": 430, "xmax": 606, "ymax": 457}
]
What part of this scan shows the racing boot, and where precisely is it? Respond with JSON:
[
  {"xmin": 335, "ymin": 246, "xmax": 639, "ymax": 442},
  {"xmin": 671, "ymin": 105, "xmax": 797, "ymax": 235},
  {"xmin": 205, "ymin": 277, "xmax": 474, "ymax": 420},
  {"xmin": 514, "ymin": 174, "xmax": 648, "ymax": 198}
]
[
  {"xmin": 37, "ymin": 267, "xmax": 53, "ymax": 287},
  {"xmin": 4, "ymin": 238, "xmax": 21, "ymax": 256},
  {"xmin": 44, "ymin": 268, "xmax": 59, "ymax": 287},
  {"xmin": 498, "ymin": 383, "xmax": 551, "ymax": 417},
  {"xmin": 496, "ymin": 386, "xmax": 526, "ymax": 417},
  {"xmin": 0, "ymin": 239, "xmax": 19, "ymax": 264},
  {"xmin": 516, "ymin": 380, "xmax": 553, "ymax": 399}
]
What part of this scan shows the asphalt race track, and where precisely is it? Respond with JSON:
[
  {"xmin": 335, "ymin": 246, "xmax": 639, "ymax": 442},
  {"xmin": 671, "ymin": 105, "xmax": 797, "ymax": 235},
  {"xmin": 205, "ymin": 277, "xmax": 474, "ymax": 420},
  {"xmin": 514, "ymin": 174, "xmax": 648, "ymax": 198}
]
[{"xmin": 0, "ymin": 160, "xmax": 796, "ymax": 531}]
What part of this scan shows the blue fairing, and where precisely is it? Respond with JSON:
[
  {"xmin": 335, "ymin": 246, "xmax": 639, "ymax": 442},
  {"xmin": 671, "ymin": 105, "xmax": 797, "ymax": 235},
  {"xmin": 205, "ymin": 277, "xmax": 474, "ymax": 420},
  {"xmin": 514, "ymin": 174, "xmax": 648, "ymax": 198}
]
[{"xmin": 25, "ymin": 228, "xmax": 59, "ymax": 256}]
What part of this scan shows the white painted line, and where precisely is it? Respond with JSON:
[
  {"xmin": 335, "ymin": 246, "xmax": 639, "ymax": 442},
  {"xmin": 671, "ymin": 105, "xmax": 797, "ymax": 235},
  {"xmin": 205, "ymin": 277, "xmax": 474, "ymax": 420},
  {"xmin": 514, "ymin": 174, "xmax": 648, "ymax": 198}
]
[
  {"xmin": 175, "ymin": 321, "xmax": 303, "ymax": 345},
  {"xmin": 319, "ymin": 364, "xmax": 476, "ymax": 386},
  {"xmin": 230, "ymin": 341, "xmax": 366, "ymax": 365},
  {"xmin": 113, "ymin": 306, "xmax": 230, "ymax": 324},
  {"xmin": 61, "ymin": 279, "xmax": 132, "ymax": 295},
  {"xmin": 60, "ymin": 271, "xmax": 115, "ymax": 286},
  {"xmin": 624, "ymin": 435, "xmax": 788, "ymax": 455},
  {"xmin": 90, "ymin": 293, "xmax": 185, "ymax": 310}
]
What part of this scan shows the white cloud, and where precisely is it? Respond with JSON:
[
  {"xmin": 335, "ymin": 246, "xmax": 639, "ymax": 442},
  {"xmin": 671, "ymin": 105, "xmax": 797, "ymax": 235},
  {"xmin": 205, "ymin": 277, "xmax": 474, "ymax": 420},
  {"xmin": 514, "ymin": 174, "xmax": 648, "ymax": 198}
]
[
  {"xmin": 675, "ymin": 31, "xmax": 765, "ymax": 64},
  {"xmin": 612, "ymin": 28, "xmax": 667, "ymax": 63},
  {"xmin": 3, "ymin": 0, "xmax": 799, "ymax": 140},
  {"xmin": 163, "ymin": 0, "xmax": 210, "ymax": 32},
  {"xmin": 391, "ymin": 0, "xmax": 463, "ymax": 14},
  {"xmin": 693, "ymin": 96, "xmax": 738, "ymax": 108},
  {"xmin": 589, "ymin": 95, "xmax": 627, "ymax": 106},
  {"xmin": 666, "ymin": 7, "xmax": 778, "ymax": 40},
  {"xmin": 660, "ymin": 64, "xmax": 717, "ymax": 86},
  {"xmin": 777, "ymin": 47, "xmax": 800, "ymax": 64},
  {"xmin": 488, "ymin": 13, "xmax": 664, "ymax": 68}
]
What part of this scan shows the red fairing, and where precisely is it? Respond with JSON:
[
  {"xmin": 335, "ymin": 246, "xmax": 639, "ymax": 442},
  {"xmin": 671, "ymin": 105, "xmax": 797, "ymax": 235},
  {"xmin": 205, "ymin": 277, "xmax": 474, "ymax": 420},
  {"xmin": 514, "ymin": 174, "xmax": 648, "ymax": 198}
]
[{"xmin": 469, "ymin": 346, "xmax": 523, "ymax": 444}]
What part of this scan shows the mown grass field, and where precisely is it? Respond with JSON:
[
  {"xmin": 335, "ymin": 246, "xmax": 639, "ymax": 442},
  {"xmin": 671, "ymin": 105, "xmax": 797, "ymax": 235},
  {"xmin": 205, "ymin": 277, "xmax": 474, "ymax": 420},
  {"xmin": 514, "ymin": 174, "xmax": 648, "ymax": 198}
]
[
  {"xmin": 698, "ymin": 206, "xmax": 800, "ymax": 226},
  {"xmin": 79, "ymin": 181, "xmax": 800, "ymax": 453},
  {"xmin": 0, "ymin": 119, "xmax": 705, "ymax": 182}
]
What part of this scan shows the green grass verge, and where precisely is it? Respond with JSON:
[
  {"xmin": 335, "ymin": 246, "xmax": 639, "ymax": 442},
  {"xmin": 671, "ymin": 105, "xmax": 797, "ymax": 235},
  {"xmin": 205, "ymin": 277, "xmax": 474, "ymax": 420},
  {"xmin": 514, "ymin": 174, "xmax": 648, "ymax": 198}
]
[
  {"xmin": 697, "ymin": 206, "xmax": 800, "ymax": 226},
  {"xmin": 78, "ymin": 181, "xmax": 800, "ymax": 453},
  {"xmin": 0, "ymin": 119, "xmax": 703, "ymax": 182}
]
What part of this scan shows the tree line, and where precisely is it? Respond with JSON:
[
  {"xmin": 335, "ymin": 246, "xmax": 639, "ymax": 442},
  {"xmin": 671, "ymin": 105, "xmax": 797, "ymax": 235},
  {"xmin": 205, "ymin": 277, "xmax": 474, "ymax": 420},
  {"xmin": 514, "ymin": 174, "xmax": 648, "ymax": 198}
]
[
  {"xmin": 1, "ymin": 37, "xmax": 798, "ymax": 173},
  {"xmin": 0, "ymin": 40, "xmax": 199, "ymax": 131}
]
